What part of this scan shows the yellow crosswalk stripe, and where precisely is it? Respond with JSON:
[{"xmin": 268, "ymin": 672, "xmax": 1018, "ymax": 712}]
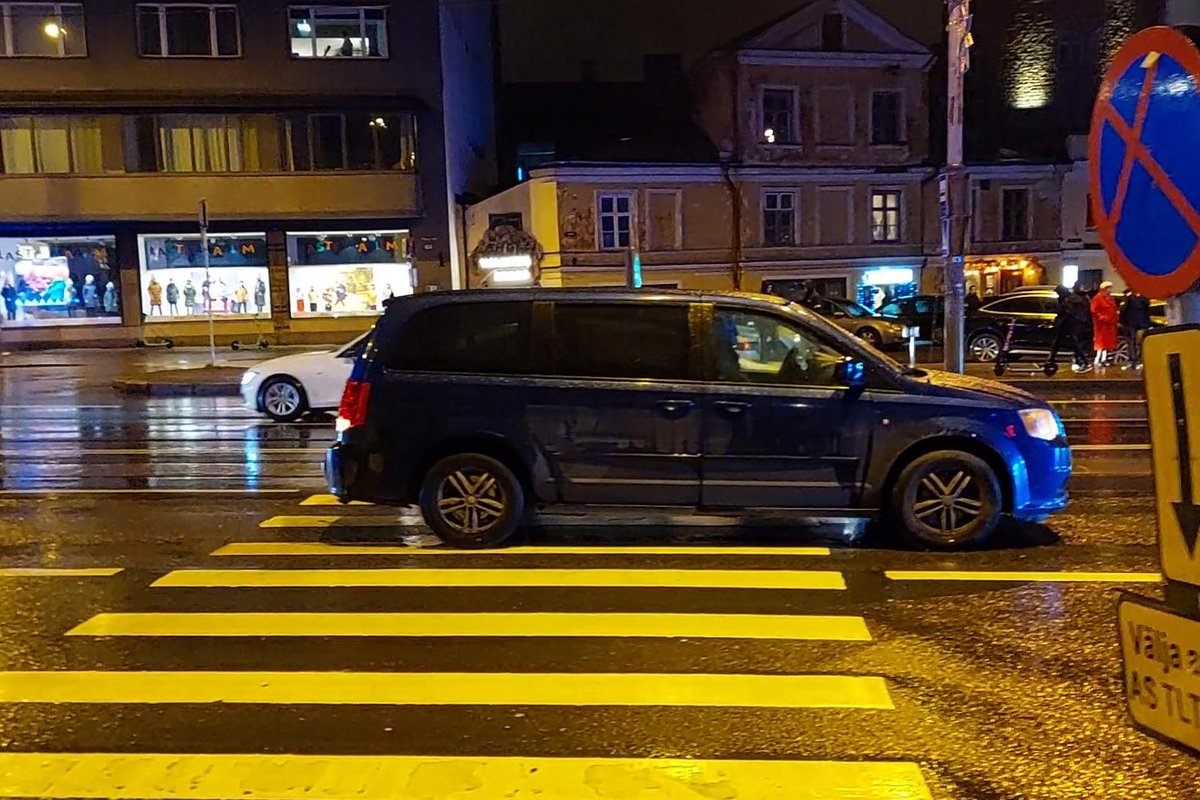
[
  {"xmin": 300, "ymin": 494, "xmax": 371, "ymax": 505},
  {"xmin": 0, "ymin": 670, "xmax": 893, "ymax": 709},
  {"xmin": 0, "ymin": 753, "xmax": 932, "ymax": 799},
  {"xmin": 0, "ymin": 568, "xmax": 122, "ymax": 578},
  {"xmin": 261, "ymin": 514, "xmax": 421, "ymax": 528},
  {"xmin": 213, "ymin": 541, "xmax": 833, "ymax": 557},
  {"xmin": 151, "ymin": 567, "xmax": 847, "ymax": 590},
  {"xmin": 885, "ymin": 570, "xmax": 1163, "ymax": 583},
  {"xmin": 68, "ymin": 611, "xmax": 870, "ymax": 640}
]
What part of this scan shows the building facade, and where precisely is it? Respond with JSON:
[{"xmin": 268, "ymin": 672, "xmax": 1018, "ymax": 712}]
[
  {"xmin": 469, "ymin": 0, "xmax": 1068, "ymax": 306},
  {"xmin": 0, "ymin": 0, "xmax": 494, "ymax": 347}
]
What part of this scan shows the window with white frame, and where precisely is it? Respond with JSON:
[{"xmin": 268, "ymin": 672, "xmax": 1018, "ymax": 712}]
[
  {"xmin": 762, "ymin": 191, "xmax": 796, "ymax": 246},
  {"xmin": 1001, "ymin": 187, "xmax": 1031, "ymax": 240},
  {"xmin": 0, "ymin": 3, "xmax": 85, "ymax": 56},
  {"xmin": 761, "ymin": 88, "xmax": 796, "ymax": 144},
  {"xmin": 597, "ymin": 193, "xmax": 634, "ymax": 249},
  {"xmin": 870, "ymin": 190, "xmax": 901, "ymax": 242},
  {"xmin": 871, "ymin": 90, "xmax": 903, "ymax": 145},
  {"xmin": 0, "ymin": 115, "xmax": 102, "ymax": 173},
  {"xmin": 289, "ymin": 6, "xmax": 387, "ymax": 58},
  {"xmin": 137, "ymin": 4, "xmax": 240, "ymax": 57}
]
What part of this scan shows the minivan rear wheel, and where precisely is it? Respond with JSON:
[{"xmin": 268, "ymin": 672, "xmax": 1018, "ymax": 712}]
[
  {"xmin": 419, "ymin": 453, "xmax": 524, "ymax": 549},
  {"xmin": 892, "ymin": 450, "xmax": 1001, "ymax": 550}
]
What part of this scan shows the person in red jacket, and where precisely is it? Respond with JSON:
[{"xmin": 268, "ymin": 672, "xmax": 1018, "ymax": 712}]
[{"xmin": 1091, "ymin": 281, "xmax": 1119, "ymax": 369}]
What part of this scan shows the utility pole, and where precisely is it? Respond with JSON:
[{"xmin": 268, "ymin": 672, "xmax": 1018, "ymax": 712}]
[{"xmin": 942, "ymin": 0, "xmax": 972, "ymax": 373}]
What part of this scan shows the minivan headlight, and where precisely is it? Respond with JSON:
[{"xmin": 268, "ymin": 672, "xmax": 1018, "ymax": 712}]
[{"xmin": 1019, "ymin": 408, "xmax": 1061, "ymax": 441}]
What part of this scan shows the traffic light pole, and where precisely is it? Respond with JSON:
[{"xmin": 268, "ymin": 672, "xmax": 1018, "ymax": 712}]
[{"xmin": 942, "ymin": 0, "xmax": 971, "ymax": 373}]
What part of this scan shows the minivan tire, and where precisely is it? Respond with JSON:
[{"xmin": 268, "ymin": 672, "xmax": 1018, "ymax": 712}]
[
  {"xmin": 892, "ymin": 450, "xmax": 1001, "ymax": 550},
  {"xmin": 419, "ymin": 453, "xmax": 525, "ymax": 549}
]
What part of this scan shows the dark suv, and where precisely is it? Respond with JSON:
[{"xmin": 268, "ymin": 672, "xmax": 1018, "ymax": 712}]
[{"xmin": 326, "ymin": 289, "xmax": 1070, "ymax": 550}]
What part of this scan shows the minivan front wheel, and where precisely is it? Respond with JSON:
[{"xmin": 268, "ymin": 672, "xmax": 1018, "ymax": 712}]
[
  {"xmin": 419, "ymin": 453, "xmax": 524, "ymax": 549},
  {"xmin": 892, "ymin": 450, "xmax": 1001, "ymax": 550}
]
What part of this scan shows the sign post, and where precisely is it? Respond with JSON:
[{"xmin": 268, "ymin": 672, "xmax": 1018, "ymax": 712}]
[
  {"xmin": 1092, "ymin": 24, "xmax": 1200, "ymax": 755},
  {"xmin": 199, "ymin": 200, "xmax": 216, "ymax": 367}
]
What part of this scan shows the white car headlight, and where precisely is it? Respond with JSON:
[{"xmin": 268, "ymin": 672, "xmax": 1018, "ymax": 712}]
[
  {"xmin": 1019, "ymin": 408, "xmax": 1062, "ymax": 441},
  {"xmin": 241, "ymin": 370, "xmax": 259, "ymax": 387}
]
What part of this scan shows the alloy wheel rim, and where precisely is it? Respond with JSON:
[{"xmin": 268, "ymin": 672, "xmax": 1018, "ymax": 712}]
[
  {"xmin": 264, "ymin": 383, "xmax": 300, "ymax": 416},
  {"xmin": 972, "ymin": 337, "xmax": 1000, "ymax": 361},
  {"xmin": 436, "ymin": 468, "xmax": 506, "ymax": 535},
  {"xmin": 912, "ymin": 467, "xmax": 984, "ymax": 541}
]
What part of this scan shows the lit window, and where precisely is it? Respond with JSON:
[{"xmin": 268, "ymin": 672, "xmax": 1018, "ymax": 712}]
[
  {"xmin": 289, "ymin": 6, "xmax": 387, "ymax": 58},
  {"xmin": 155, "ymin": 115, "xmax": 255, "ymax": 173},
  {"xmin": 762, "ymin": 191, "xmax": 795, "ymax": 246},
  {"xmin": 871, "ymin": 190, "xmax": 901, "ymax": 243},
  {"xmin": 137, "ymin": 4, "xmax": 240, "ymax": 58},
  {"xmin": 0, "ymin": 115, "xmax": 103, "ymax": 173},
  {"xmin": 597, "ymin": 193, "xmax": 633, "ymax": 250},
  {"xmin": 761, "ymin": 89, "xmax": 796, "ymax": 144},
  {"xmin": 0, "ymin": 3, "xmax": 86, "ymax": 56}
]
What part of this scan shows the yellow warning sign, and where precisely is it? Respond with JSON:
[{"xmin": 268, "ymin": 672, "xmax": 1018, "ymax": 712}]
[
  {"xmin": 1118, "ymin": 595, "xmax": 1200, "ymax": 753},
  {"xmin": 1143, "ymin": 328, "xmax": 1200, "ymax": 587}
]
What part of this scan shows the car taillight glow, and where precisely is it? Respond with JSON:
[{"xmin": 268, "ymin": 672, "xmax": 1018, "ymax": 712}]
[{"xmin": 336, "ymin": 379, "xmax": 370, "ymax": 433}]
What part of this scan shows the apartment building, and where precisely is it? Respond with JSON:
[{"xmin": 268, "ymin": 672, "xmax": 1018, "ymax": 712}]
[
  {"xmin": 0, "ymin": 0, "xmax": 494, "ymax": 346},
  {"xmin": 469, "ymin": 0, "xmax": 1074, "ymax": 310}
]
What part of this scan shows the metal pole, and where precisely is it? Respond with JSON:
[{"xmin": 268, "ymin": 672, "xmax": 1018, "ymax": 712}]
[
  {"xmin": 1165, "ymin": 0, "xmax": 1200, "ymax": 325},
  {"xmin": 942, "ymin": 0, "xmax": 971, "ymax": 373},
  {"xmin": 199, "ymin": 200, "xmax": 216, "ymax": 367}
]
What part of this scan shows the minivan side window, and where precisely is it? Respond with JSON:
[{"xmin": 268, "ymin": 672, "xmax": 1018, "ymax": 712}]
[
  {"xmin": 551, "ymin": 302, "xmax": 690, "ymax": 380},
  {"xmin": 385, "ymin": 302, "xmax": 531, "ymax": 373},
  {"xmin": 714, "ymin": 308, "xmax": 847, "ymax": 386}
]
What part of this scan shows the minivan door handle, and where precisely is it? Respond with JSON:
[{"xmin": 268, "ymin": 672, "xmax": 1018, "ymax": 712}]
[
  {"xmin": 656, "ymin": 399, "xmax": 695, "ymax": 417},
  {"xmin": 714, "ymin": 400, "xmax": 751, "ymax": 416}
]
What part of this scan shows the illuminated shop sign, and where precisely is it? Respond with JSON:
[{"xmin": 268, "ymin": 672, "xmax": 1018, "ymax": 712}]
[
  {"xmin": 143, "ymin": 236, "xmax": 268, "ymax": 269},
  {"xmin": 290, "ymin": 232, "xmax": 411, "ymax": 266}
]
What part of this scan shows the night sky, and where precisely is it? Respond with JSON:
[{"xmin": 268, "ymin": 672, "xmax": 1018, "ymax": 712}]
[{"xmin": 498, "ymin": 0, "xmax": 945, "ymax": 83}]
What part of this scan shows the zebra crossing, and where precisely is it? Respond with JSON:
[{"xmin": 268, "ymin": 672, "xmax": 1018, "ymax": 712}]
[{"xmin": 0, "ymin": 491, "xmax": 934, "ymax": 799}]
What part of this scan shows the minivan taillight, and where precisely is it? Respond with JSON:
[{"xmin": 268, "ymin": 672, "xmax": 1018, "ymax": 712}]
[{"xmin": 335, "ymin": 379, "xmax": 371, "ymax": 433}]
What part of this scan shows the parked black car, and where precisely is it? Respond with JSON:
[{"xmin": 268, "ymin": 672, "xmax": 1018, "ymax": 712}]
[
  {"xmin": 964, "ymin": 287, "xmax": 1164, "ymax": 363},
  {"xmin": 877, "ymin": 295, "xmax": 943, "ymax": 343},
  {"xmin": 326, "ymin": 288, "xmax": 1071, "ymax": 551}
]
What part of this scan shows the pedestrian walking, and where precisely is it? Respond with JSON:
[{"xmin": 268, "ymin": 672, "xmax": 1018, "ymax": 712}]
[
  {"xmin": 1091, "ymin": 281, "xmax": 1119, "ymax": 370},
  {"xmin": 1048, "ymin": 285, "xmax": 1090, "ymax": 372},
  {"xmin": 1063, "ymin": 284, "xmax": 1094, "ymax": 373},
  {"xmin": 1121, "ymin": 288, "xmax": 1152, "ymax": 370}
]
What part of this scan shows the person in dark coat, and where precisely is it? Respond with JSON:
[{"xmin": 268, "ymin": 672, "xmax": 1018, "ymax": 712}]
[
  {"xmin": 1, "ymin": 279, "xmax": 16, "ymax": 321},
  {"xmin": 1120, "ymin": 288, "xmax": 1152, "ymax": 370},
  {"xmin": 1063, "ymin": 284, "xmax": 1095, "ymax": 372},
  {"xmin": 1048, "ymin": 285, "xmax": 1091, "ymax": 372}
]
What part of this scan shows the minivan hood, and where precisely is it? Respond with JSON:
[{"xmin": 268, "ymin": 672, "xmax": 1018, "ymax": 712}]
[{"xmin": 916, "ymin": 369, "xmax": 1043, "ymax": 407}]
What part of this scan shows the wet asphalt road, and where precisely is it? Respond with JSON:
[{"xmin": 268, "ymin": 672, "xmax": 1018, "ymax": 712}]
[{"xmin": 0, "ymin": 350, "xmax": 1191, "ymax": 799}]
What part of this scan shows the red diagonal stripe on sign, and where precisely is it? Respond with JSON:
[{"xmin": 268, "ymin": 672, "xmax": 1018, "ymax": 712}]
[
  {"xmin": 1108, "ymin": 61, "xmax": 1159, "ymax": 225},
  {"xmin": 1102, "ymin": 98, "xmax": 1200, "ymax": 239}
]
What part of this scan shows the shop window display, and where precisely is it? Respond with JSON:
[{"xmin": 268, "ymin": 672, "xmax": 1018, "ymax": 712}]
[
  {"xmin": 138, "ymin": 234, "xmax": 269, "ymax": 320},
  {"xmin": 286, "ymin": 230, "xmax": 413, "ymax": 318},
  {"xmin": 0, "ymin": 236, "xmax": 121, "ymax": 326}
]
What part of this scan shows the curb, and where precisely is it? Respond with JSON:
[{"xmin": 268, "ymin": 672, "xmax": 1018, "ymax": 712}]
[{"xmin": 111, "ymin": 379, "xmax": 241, "ymax": 398}]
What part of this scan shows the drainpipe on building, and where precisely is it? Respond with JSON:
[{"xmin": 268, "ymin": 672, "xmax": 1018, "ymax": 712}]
[{"xmin": 722, "ymin": 163, "xmax": 744, "ymax": 290}]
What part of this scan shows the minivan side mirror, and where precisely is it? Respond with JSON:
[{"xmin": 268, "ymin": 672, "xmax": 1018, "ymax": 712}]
[{"xmin": 835, "ymin": 357, "xmax": 867, "ymax": 389}]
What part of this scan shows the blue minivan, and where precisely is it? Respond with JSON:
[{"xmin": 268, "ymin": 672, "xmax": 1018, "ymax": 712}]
[{"xmin": 325, "ymin": 289, "xmax": 1070, "ymax": 549}]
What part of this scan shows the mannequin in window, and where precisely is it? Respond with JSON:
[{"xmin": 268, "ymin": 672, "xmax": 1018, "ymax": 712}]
[
  {"xmin": 183, "ymin": 280, "xmax": 196, "ymax": 314},
  {"xmin": 165, "ymin": 279, "xmax": 179, "ymax": 315},
  {"xmin": 254, "ymin": 277, "xmax": 267, "ymax": 314},
  {"xmin": 82, "ymin": 274, "xmax": 99, "ymax": 316},
  {"xmin": 339, "ymin": 36, "xmax": 355, "ymax": 57},
  {"xmin": 147, "ymin": 277, "xmax": 163, "ymax": 316},
  {"xmin": 103, "ymin": 281, "xmax": 119, "ymax": 315}
]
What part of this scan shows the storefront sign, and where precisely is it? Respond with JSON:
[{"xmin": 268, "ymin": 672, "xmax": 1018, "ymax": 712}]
[
  {"xmin": 289, "ymin": 232, "xmax": 411, "ymax": 266},
  {"xmin": 143, "ymin": 235, "xmax": 268, "ymax": 270}
]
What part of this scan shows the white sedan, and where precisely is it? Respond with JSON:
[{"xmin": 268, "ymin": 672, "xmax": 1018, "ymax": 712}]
[{"xmin": 241, "ymin": 333, "xmax": 368, "ymax": 422}]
